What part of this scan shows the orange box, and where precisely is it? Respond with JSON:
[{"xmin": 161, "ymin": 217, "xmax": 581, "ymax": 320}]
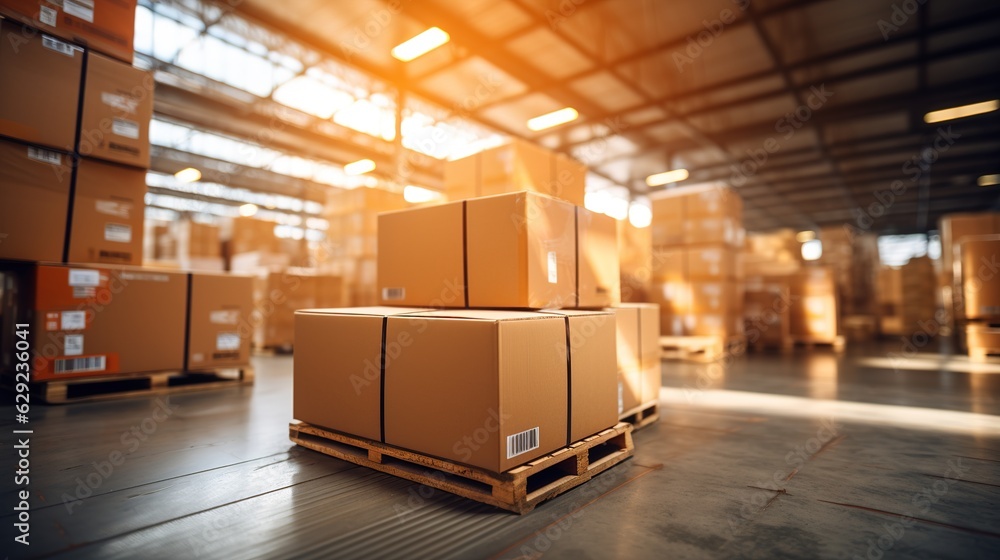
[
  {"xmin": 552, "ymin": 153, "xmax": 586, "ymax": 206},
  {"xmin": 686, "ymin": 245, "xmax": 737, "ymax": 279},
  {"xmin": 294, "ymin": 307, "xmax": 431, "ymax": 442},
  {"xmin": 0, "ymin": 19, "xmax": 83, "ymax": 149},
  {"xmin": 186, "ymin": 272, "xmax": 254, "ymax": 371},
  {"xmin": 32, "ymin": 264, "xmax": 187, "ymax": 381},
  {"xmin": 576, "ymin": 207, "xmax": 621, "ymax": 308},
  {"xmin": 651, "ymin": 195, "xmax": 684, "ymax": 247},
  {"xmin": 0, "ymin": 138, "xmax": 72, "ymax": 262},
  {"xmin": 66, "ymin": 158, "xmax": 146, "ymax": 265},
  {"xmin": 959, "ymin": 235, "xmax": 1000, "ymax": 320},
  {"xmin": 78, "ymin": 51, "xmax": 153, "ymax": 167},
  {"xmin": 383, "ymin": 310, "xmax": 570, "ymax": 472},
  {"xmin": 466, "ymin": 192, "xmax": 577, "ymax": 309},
  {"xmin": 377, "ymin": 201, "xmax": 465, "ymax": 307},
  {"xmin": 479, "ymin": 139, "xmax": 552, "ymax": 198},
  {"xmin": 0, "ymin": 0, "xmax": 137, "ymax": 63}
]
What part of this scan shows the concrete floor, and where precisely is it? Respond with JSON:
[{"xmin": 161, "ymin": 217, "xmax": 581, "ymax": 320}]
[{"xmin": 2, "ymin": 341, "xmax": 999, "ymax": 559}]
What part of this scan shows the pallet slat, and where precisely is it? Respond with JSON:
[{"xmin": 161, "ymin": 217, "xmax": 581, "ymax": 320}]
[
  {"xmin": 289, "ymin": 421, "xmax": 634, "ymax": 514},
  {"xmin": 620, "ymin": 402, "xmax": 660, "ymax": 431},
  {"xmin": 660, "ymin": 335, "xmax": 746, "ymax": 361}
]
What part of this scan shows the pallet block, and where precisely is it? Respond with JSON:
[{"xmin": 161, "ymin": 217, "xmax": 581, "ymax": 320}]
[{"xmin": 23, "ymin": 366, "xmax": 254, "ymax": 404}]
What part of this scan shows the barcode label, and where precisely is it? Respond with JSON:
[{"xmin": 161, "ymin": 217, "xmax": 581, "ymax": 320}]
[
  {"xmin": 61, "ymin": 311, "xmax": 87, "ymax": 330},
  {"xmin": 506, "ymin": 427, "xmax": 539, "ymax": 459},
  {"xmin": 64, "ymin": 335, "xmax": 84, "ymax": 356},
  {"xmin": 547, "ymin": 251, "xmax": 557, "ymax": 284},
  {"xmin": 54, "ymin": 355, "xmax": 106, "ymax": 374},
  {"xmin": 64, "ymin": 0, "xmax": 95, "ymax": 23},
  {"xmin": 102, "ymin": 93, "xmax": 139, "ymax": 114},
  {"xmin": 27, "ymin": 147, "xmax": 62, "ymax": 166},
  {"xmin": 104, "ymin": 223, "xmax": 132, "ymax": 243},
  {"xmin": 42, "ymin": 36, "xmax": 75, "ymax": 57},
  {"xmin": 112, "ymin": 118, "xmax": 140, "ymax": 139},
  {"xmin": 382, "ymin": 287, "xmax": 405, "ymax": 301},
  {"xmin": 40, "ymin": 5, "xmax": 57, "ymax": 26},
  {"xmin": 216, "ymin": 332, "xmax": 240, "ymax": 351},
  {"xmin": 68, "ymin": 269, "xmax": 101, "ymax": 287}
]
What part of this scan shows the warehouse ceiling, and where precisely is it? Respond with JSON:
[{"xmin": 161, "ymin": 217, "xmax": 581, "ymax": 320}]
[{"xmin": 233, "ymin": 0, "xmax": 1000, "ymax": 234}]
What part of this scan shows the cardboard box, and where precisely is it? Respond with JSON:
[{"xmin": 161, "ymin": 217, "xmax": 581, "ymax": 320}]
[
  {"xmin": 377, "ymin": 201, "xmax": 465, "ymax": 307},
  {"xmin": 443, "ymin": 140, "xmax": 586, "ymax": 205},
  {"xmin": 294, "ymin": 307, "xmax": 430, "ymax": 442},
  {"xmin": 66, "ymin": 158, "xmax": 146, "ymax": 265},
  {"xmin": 383, "ymin": 310, "xmax": 568, "ymax": 472},
  {"xmin": 552, "ymin": 153, "xmax": 586, "ymax": 206},
  {"xmin": 32, "ymin": 264, "xmax": 187, "ymax": 381},
  {"xmin": 187, "ymin": 272, "xmax": 253, "ymax": 371},
  {"xmin": 940, "ymin": 212, "xmax": 1000, "ymax": 275},
  {"xmin": 443, "ymin": 152, "xmax": 477, "ymax": 201},
  {"xmin": 651, "ymin": 196, "xmax": 684, "ymax": 247},
  {"xmin": 78, "ymin": 51, "xmax": 153, "ymax": 168},
  {"xmin": 0, "ymin": 20, "xmax": 83, "ymax": 149},
  {"xmin": 467, "ymin": 192, "xmax": 576, "ymax": 309},
  {"xmin": 611, "ymin": 304, "xmax": 660, "ymax": 414},
  {"xmin": 788, "ymin": 268, "xmax": 839, "ymax": 340},
  {"xmin": 576, "ymin": 207, "xmax": 621, "ymax": 308},
  {"xmin": 479, "ymin": 139, "xmax": 551, "ymax": 198},
  {"xmin": 0, "ymin": 138, "xmax": 72, "ymax": 262},
  {"xmin": 686, "ymin": 186, "xmax": 742, "ymax": 219},
  {"xmin": 0, "ymin": 0, "xmax": 137, "ymax": 63},
  {"xmin": 745, "ymin": 283, "xmax": 791, "ymax": 347},
  {"xmin": 683, "ymin": 216, "xmax": 740, "ymax": 246},
  {"xmin": 959, "ymin": 236, "xmax": 1000, "ymax": 320},
  {"xmin": 651, "ymin": 247, "xmax": 685, "ymax": 284},
  {"xmin": 252, "ymin": 270, "xmax": 344, "ymax": 348},
  {"xmin": 542, "ymin": 309, "xmax": 617, "ymax": 442},
  {"xmin": 686, "ymin": 245, "xmax": 737, "ymax": 279}
]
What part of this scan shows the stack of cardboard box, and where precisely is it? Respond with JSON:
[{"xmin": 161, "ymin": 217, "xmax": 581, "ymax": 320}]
[
  {"xmin": 876, "ymin": 266, "xmax": 904, "ymax": 336},
  {"xmin": 649, "ymin": 185, "xmax": 745, "ymax": 343},
  {"xmin": 144, "ymin": 219, "xmax": 224, "ymax": 271},
  {"xmin": 316, "ymin": 188, "xmax": 409, "ymax": 306},
  {"xmin": 939, "ymin": 213, "xmax": 1000, "ymax": 352},
  {"xmin": 955, "ymin": 234, "xmax": 1000, "ymax": 361},
  {"xmin": 744, "ymin": 229, "xmax": 802, "ymax": 277},
  {"xmin": 898, "ymin": 256, "xmax": 939, "ymax": 338},
  {"xmin": 295, "ymin": 143, "xmax": 659, "ymax": 474},
  {"xmin": 817, "ymin": 227, "xmax": 880, "ymax": 319},
  {"xmin": 618, "ymin": 219, "xmax": 652, "ymax": 303},
  {"xmin": 0, "ymin": 3, "xmax": 256, "ymax": 385}
]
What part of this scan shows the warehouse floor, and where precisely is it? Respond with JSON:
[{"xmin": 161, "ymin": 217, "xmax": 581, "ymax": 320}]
[{"xmin": 4, "ymin": 343, "xmax": 1000, "ymax": 559}]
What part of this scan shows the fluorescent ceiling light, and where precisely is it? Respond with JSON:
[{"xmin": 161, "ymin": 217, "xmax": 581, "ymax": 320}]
[
  {"xmin": 391, "ymin": 27, "xmax": 450, "ymax": 62},
  {"xmin": 646, "ymin": 169, "xmax": 689, "ymax": 187},
  {"xmin": 239, "ymin": 203, "xmax": 259, "ymax": 217},
  {"xmin": 344, "ymin": 159, "xmax": 376, "ymax": 175},
  {"xmin": 527, "ymin": 107, "xmax": 578, "ymax": 131},
  {"xmin": 923, "ymin": 100, "xmax": 998, "ymax": 124},
  {"xmin": 174, "ymin": 167, "xmax": 202, "ymax": 183},
  {"xmin": 978, "ymin": 174, "xmax": 1000, "ymax": 187},
  {"xmin": 802, "ymin": 239, "xmax": 822, "ymax": 261},
  {"xmin": 796, "ymin": 230, "xmax": 816, "ymax": 242},
  {"xmin": 403, "ymin": 185, "xmax": 444, "ymax": 204}
]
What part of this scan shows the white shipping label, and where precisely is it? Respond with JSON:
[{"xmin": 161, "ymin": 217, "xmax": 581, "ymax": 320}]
[
  {"xmin": 64, "ymin": 0, "xmax": 95, "ymax": 23},
  {"xmin": 216, "ymin": 333, "xmax": 241, "ymax": 351},
  {"xmin": 27, "ymin": 147, "xmax": 62, "ymax": 166},
  {"xmin": 381, "ymin": 287, "xmax": 405, "ymax": 301},
  {"xmin": 61, "ymin": 311, "xmax": 87, "ymax": 331},
  {"xmin": 101, "ymin": 93, "xmax": 139, "ymax": 114},
  {"xmin": 95, "ymin": 200, "xmax": 131, "ymax": 218},
  {"xmin": 191, "ymin": 352, "xmax": 204, "ymax": 363},
  {"xmin": 547, "ymin": 251, "xmax": 558, "ymax": 284},
  {"xmin": 112, "ymin": 118, "xmax": 140, "ymax": 139},
  {"xmin": 42, "ymin": 36, "xmax": 76, "ymax": 57},
  {"xmin": 104, "ymin": 223, "xmax": 132, "ymax": 243},
  {"xmin": 63, "ymin": 335, "xmax": 84, "ymax": 356},
  {"xmin": 39, "ymin": 5, "xmax": 57, "ymax": 26},
  {"xmin": 68, "ymin": 269, "xmax": 100, "ymax": 287},
  {"xmin": 210, "ymin": 310, "xmax": 240, "ymax": 325},
  {"xmin": 506, "ymin": 427, "xmax": 540, "ymax": 459}
]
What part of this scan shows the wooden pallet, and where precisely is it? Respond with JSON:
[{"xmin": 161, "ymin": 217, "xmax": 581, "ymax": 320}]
[
  {"xmin": 660, "ymin": 335, "xmax": 746, "ymax": 361},
  {"xmin": 791, "ymin": 335, "xmax": 846, "ymax": 352},
  {"xmin": 24, "ymin": 366, "xmax": 254, "ymax": 404},
  {"xmin": 968, "ymin": 347, "xmax": 1000, "ymax": 363},
  {"xmin": 620, "ymin": 402, "xmax": 659, "ymax": 431},
  {"xmin": 253, "ymin": 345, "xmax": 294, "ymax": 356},
  {"xmin": 289, "ymin": 421, "xmax": 634, "ymax": 514},
  {"xmin": 746, "ymin": 339, "xmax": 794, "ymax": 353},
  {"xmin": 965, "ymin": 322, "xmax": 1000, "ymax": 362}
]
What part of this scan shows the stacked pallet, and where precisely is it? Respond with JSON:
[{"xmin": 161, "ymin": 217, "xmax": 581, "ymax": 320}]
[
  {"xmin": 618, "ymin": 219, "xmax": 653, "ymax": 303},
  {"xmin": 292, "ymin": 141, "xmax": 656, "ymax": 512},
  {"xmin": 818, "ymin": 227, "xmax": 880, "ymax": 331},
  {"xmin": 144, "ymin": 219, "xmax": 225, "ymax": 272},
  {"xmin": 900, "ymin": 256, "xmax": 940, "ymax": 338},
  {"xmin": 650, "ymin": 185, "xmax": 746, "ymax": 359},
  {"xmin": 940, "ymin": 213, "xmax": 1000, "ymax": 359},
  {"xmin": 744, "ymin": 229, "xmax": 803, "ymax": 277},
  {"xmin": 956, "ymin": 235, "xmax": 1000, "ymax": 361},
  {"xmin": 0, "ymin": 1, "xmax": 256, "ymax": 401},
  {"xmin": 875, "ymin": 266, "xmax": 904, "ymax": 336}
]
